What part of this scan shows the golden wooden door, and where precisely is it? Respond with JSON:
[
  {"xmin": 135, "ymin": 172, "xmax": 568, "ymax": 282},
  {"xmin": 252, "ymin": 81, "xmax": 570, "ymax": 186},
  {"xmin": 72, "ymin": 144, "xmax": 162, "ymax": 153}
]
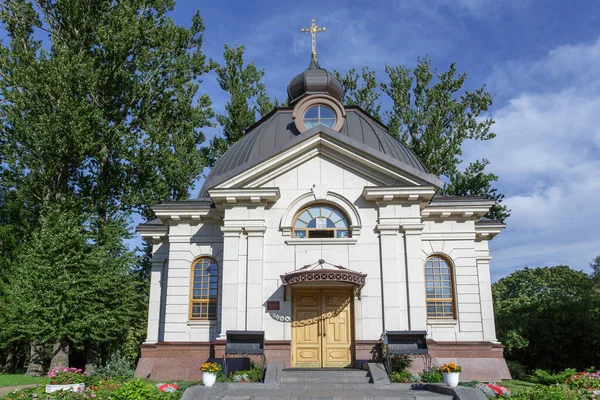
[
  {"xmin": 292, "ymin": 288, "xmax": 353, "ymax": 368},
  {"xmin": 322, "ymin": 290, "xmax": 353, "ymax": 367},
  {"xmin": 292, "ymin": 289, "xmax": 322, "ymax": 367}
]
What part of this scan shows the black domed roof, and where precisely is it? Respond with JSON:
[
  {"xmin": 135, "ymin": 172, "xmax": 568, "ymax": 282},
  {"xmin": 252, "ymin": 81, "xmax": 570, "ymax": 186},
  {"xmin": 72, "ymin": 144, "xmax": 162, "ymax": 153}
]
[
  {"xmin": 287, "ymin": 58, "xmax": 343, "ymax": 105},
  {"xmin": 199, "ymin": 108, "xmax": 442, "ymax": 197}
]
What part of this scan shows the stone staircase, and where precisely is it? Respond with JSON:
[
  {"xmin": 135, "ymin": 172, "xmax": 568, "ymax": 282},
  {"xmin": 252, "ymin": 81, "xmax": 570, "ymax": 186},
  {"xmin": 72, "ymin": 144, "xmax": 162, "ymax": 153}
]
[
  {"xmin": 278, "ymin": 368, "xmax": 372, "ymax": 389},
  {"xmin": 181, "ymin": 364, "xmax": 459, "ymax": 399}
]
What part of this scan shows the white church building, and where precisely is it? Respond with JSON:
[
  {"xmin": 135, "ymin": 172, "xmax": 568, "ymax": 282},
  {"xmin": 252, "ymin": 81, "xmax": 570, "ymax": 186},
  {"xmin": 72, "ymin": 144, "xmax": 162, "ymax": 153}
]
[{"xmin": 135, "ymin": 47, "xmax": 510, "ymax": 382}]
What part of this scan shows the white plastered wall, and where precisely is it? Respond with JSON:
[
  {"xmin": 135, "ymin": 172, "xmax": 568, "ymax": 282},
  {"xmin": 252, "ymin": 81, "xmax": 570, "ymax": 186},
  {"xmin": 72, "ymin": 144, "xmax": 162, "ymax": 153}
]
[
  {"xmin": 161, "ymin": 222, "xmax": 223, "ymax": 342},
  {"xmin": 153, "ymin": 153, "xmax": 499, "ymax": 345},
  {"xmin": 256, "ymin": 155, "xmax": 384, "ymax": 342},
  {"xmin": 422, "ymin": 219, "xmax": 498, "ymax": 342}
]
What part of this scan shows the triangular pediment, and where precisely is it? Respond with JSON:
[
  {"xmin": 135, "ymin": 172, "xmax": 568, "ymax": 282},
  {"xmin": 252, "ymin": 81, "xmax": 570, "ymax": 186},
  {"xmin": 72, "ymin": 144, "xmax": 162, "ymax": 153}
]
[{"xmin": 209, "ymin": 125, "xmax": 442, "ymax": 191}]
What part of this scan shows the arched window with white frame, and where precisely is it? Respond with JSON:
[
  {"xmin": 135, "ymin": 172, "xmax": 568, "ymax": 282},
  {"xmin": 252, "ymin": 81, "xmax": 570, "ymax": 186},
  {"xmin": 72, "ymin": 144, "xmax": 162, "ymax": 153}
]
[
  {"xmin": 189, "ymin": 257, "xmax": 218, "ymax": 320},
  {"xmin": 292, "ymin": 204, "xmax": 350, "ymax": 239},
  {"xmin": 424, "ymin": 255, "xmax": 455, "ymax": 319}
]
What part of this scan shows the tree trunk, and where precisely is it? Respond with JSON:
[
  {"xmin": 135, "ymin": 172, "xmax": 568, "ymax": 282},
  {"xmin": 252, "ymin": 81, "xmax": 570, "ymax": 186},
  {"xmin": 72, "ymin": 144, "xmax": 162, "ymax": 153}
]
[
  {"xmin": 2, "ymin": 344, "xmax": 17, "ymax": 373},
  {"xmin": 25, "ymin": 343, "xmax": 45, "ymax": 377},
  {"xmin": 85, "ymin": 342, "xmax": 100, "ymax": 375},
  {"xmin": 49, "ymin": 339, "xmax": 69, "ymax": 370}
]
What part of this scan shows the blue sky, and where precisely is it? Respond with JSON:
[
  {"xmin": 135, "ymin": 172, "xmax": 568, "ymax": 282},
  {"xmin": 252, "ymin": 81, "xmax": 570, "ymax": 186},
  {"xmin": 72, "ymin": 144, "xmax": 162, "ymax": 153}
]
[
  {"xmin": 4, "ymin": 1, "xmax": 600, "ymax": 281},
  {"xmin": 181, "ymin": 0, "xmax": 600, "ymax": 281}
]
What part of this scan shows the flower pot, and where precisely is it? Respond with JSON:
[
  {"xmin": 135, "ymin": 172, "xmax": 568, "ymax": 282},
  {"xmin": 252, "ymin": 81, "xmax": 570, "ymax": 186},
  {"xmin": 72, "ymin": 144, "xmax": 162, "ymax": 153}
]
[
  {"xmin": 202, "ymin": 371, "xmax": 217, "ymax": 387},
  {"xmin": 442, "ymin": 372, "xmax": 460, "ymax": 388},
  {"xmin": 46, "ymin": 383, "xmax": 85, "ymax": 393}
]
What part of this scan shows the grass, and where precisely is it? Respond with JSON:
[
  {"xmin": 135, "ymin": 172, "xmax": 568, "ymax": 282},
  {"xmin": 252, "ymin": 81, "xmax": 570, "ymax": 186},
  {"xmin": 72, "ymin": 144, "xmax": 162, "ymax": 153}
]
[
  {"xmin": 501, "ymin": 379, "xmax": 538, "ymax": 395},
  {"xmin": 0, "ymin": 373, "xmax": 48, "ymax": 388}
]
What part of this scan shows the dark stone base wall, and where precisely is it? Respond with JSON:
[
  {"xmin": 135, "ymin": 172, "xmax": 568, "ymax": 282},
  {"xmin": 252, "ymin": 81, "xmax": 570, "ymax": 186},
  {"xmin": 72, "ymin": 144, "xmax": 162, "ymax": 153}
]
[
  {"xmin": 136, "ymin": 341, "xmax": 291, "ymax": 382},
  {"xmin": 135, "ymin": 340, "xmax": 510, "ymax": 382},
  {"xmin": 427, "ymin": 340, "xmax": 511, "ymax": 382}
]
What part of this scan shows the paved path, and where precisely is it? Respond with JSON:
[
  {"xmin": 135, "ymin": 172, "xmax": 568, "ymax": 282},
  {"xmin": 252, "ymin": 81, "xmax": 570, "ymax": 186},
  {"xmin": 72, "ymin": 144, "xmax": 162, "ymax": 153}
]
[
  {"xmin": 182, "ymin": 383, "xmax": 454, "ymax": 400},
  {"xmin": 0, "ymin": 384, "xmax": 41, "ymax": 397}
]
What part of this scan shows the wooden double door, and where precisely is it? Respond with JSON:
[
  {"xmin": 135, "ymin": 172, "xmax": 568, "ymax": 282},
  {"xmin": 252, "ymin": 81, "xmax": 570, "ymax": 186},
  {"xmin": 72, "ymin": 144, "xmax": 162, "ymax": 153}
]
[{"xmin": 291, "ymin": 288, "xmax": 354, "ymax": 368}]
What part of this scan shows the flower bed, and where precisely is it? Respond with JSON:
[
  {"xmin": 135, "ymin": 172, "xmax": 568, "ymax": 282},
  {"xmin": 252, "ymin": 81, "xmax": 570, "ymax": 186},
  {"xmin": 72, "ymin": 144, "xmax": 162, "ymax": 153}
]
[{"xmin": 475, "ymin": 383, "xmax": 511, "ymax": 398}]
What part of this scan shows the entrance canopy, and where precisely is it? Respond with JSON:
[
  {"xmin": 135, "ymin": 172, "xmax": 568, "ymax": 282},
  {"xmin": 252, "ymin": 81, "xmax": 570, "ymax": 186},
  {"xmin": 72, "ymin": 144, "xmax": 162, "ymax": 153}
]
[{"xmin": 280, "ymin": 259, "xmax": 367, "ymax": 299}]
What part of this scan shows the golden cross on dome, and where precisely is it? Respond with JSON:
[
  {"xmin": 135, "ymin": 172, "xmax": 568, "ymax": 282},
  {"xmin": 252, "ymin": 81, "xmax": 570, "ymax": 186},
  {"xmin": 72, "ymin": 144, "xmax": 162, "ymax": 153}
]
[{"xmin": 301, "ymin": 18, "xmax": 326, "ymax": 60}]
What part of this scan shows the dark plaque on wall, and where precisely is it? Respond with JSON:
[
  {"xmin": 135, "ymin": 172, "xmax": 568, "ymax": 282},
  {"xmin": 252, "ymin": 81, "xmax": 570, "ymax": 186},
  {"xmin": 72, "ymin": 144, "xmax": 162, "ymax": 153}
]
[{"xmin": 266, "ymin": 301, "xmax": 280, "ymax": 311}]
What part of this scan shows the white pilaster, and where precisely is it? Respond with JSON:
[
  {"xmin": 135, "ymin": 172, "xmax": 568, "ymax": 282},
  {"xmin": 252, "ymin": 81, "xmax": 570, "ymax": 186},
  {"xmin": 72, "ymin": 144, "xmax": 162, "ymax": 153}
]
[
  {"xmin": 477, "ymin": 256, "xmax": 498, "ymax": 342},
  {"xmin": 375, "ymin": 201, "xmax": 410, "ymax": 332},
  {"xmin": 403, "ymin": 223, "xmax": 427, "ymax": 331},
  {"xmin": 144, "ymin": 257, "xmax": 166, "ymax": 344},
  {"xmin": 246, "ymin": 226, "xmax": 267, "ymax": 331},
  {"xmin": 219, "ymin": 226, "xmax": 243, "ymax": 339},
  {"xmin": 377, "ymin": 224, "xmax": 405, "ymax": 331}
]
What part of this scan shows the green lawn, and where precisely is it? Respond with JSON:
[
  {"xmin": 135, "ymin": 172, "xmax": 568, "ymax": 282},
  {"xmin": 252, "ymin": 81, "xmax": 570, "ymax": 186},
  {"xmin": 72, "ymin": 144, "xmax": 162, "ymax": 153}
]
[
  {"xmin": 0, "ymin": 373, "xmax": 48, "ymax": 388},
  {"xmin": 501, "ymin": 379, "xmax": 538, "ymax": 395}
]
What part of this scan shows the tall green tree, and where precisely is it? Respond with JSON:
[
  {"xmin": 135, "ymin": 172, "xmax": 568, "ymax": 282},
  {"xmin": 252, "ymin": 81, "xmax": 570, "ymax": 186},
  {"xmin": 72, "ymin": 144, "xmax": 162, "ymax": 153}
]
[
  {"xmin": 492, "ymin": 266, "xmax": 600, "ymax": 372},
  {"xmin": 0, "ymin": 0, "xmax": 213, "ymax": 369},
  {"xmin": 5, "ymin": 205, "xmax": 138, "ymax": 366},
  {"xmin": 591, "ymin": 255, "xmax": 600, "ymax": 284},
  {"xmin": 336, "ymin": 57, "xmax": 508, "ymax": 220},
  {"xmin": 334, "ymin": 66, "xmax": 381, "ymax": 119},
  {"xmin": 203, "ymin": 43, "xmax": 276, "ymax": 167}
]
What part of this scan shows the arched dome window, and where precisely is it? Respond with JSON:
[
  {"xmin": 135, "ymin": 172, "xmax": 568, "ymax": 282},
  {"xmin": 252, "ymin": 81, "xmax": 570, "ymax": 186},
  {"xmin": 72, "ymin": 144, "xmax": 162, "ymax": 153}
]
[
  {"xmin": 303, "ymin": 104, "xmax": 336, "ymax": 128},
  {"xmin": 292, "ymin": 204, "xmax": 350, "ymax": 239}
]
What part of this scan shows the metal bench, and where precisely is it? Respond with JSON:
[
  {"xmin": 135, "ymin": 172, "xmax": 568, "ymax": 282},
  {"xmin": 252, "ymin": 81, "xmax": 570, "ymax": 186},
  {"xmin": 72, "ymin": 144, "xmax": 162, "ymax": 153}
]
[
  {"xmin": 382, "ymin": 330, "xmax": 430, "ymax": 373},
  {"xmin": 224, "ymin": 330, "xmax": 265, "ymax": 381}
]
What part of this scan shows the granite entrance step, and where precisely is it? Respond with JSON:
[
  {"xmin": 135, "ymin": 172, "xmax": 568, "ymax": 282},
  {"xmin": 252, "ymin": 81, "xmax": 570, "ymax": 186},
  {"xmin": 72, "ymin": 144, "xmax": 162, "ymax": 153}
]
[
  {"xmin": 279, "ymin": 368, "xmax": 372, "ymax": 386},
  {"xmin": 181, "ymin": 383, "xmax": 455, "ymax": 400},
  {"xmin": 181, "ymin": 363, "xmax": 463, "ymax": 399}
]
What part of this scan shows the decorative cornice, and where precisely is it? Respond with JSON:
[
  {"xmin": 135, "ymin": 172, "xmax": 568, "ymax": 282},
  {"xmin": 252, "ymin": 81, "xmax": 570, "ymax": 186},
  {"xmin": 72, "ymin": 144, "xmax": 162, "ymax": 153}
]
[
  {"xmin": 137, "ymin": 224, "xmax": 168, "ymax": 243},
  {"xmin": 244, "ymin": 225, "xmax": 267, "ymax": 237},
  {"xmin": 208, "ymin": 187, "xmax": 280, "ymax": 209},
  {"xmin": 285, "ymin": 238, "xmax": 358, "ymax": 246},
  {"xmin": 362, "ymin": 186, "xmax": 437, "ymax": 204},
  {"xmin": 376, "ymin": 224, "xmax": 400, "ymax": 235},
  {"xmin": 152, "ymin": 205, "xmax": 221, "ymax": 224},
  {"xmin": 422, "ymin": 232, "xmax": 476, "ymax": 241},
  {"xmin": 475, "ymin": 223, "xmax": 505, "ymax": 241},
  {"xmin": 401, "ymin": 223, "xmax": 425, "ymax": 235},
  {"xmin": 422, "ymin": 198, "xmax": 495, "ymax": 220},
  {"xmin": 220, "ymin": 225, "xmax": 243, "ymax": 237}
]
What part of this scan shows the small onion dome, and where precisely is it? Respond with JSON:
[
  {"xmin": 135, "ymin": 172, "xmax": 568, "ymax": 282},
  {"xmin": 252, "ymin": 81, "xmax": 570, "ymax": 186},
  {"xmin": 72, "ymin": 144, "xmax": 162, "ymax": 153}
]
[{"xmin": 287, "ymin": 58, "xmax": 343, "ymax": 105}]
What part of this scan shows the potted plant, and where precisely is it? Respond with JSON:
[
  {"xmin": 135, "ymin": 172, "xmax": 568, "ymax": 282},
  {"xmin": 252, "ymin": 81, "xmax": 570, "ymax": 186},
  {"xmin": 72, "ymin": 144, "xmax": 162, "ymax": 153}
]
[
  {"xmin": 200, "ymin": 362, "xmax": 222, "ymax": 387},
  {"xmin": 439, "ymin": 363, "xmax": 462, "ymax": 387},
  {"xmin": 45, "ymin": 366, "xmax": 86, "ymax": 393}
]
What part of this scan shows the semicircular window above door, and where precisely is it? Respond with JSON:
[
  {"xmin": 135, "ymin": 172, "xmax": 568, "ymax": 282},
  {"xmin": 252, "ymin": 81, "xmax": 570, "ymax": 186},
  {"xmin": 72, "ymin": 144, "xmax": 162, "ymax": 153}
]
[{"xmin": 292, "ymin": 204, "xmax": 350, "ymax": 239}]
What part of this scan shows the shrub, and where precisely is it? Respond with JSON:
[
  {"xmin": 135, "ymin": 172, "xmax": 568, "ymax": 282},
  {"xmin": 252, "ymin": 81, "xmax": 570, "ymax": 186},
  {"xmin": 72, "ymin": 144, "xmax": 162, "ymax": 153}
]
[
  {"xmin": 420, "ymin": 367, "xmax": 443, "ymax": 383},
  {"xmin": 228, "ymin": 361, "xmax": 263, "ymax": 382},
  {"xmin": 390, "ymin": 354, "xmax": 413, "ymax": 373},
  {"xmin": 511, "ymin": 384, "xmax": 582, "ymax": 400},
  {"xmin": 528, "ymin": 368, "xmax": 577, "ymax": 385},
  {"xmin": 507, "ymin": 360, "xmax": 528, "ymax": 380},
  {"xmin": 93, "ymin": 351, "xmax": 135, "ymax": 379},
  {"xmin": 389, "ymin": 370, "xmax": 420, "ymax": 383},
  {"xmin": 564, "ymin": 370, "xmax": 600, "ymax": 392},
  {"xmin": 111, "ymin": 378, "xmax": 160, "ymax": 400}
]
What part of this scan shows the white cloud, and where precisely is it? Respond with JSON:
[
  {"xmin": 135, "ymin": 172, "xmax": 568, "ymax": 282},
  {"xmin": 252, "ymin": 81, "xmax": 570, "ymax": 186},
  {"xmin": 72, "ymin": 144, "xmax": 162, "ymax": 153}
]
[
  {"xmin": 488, "ymin": 37, "xmax": 600, "ymax": 99},
  {"xmin": 468, "ymin": 37, "xmax": 600, "ymax": 279}
]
